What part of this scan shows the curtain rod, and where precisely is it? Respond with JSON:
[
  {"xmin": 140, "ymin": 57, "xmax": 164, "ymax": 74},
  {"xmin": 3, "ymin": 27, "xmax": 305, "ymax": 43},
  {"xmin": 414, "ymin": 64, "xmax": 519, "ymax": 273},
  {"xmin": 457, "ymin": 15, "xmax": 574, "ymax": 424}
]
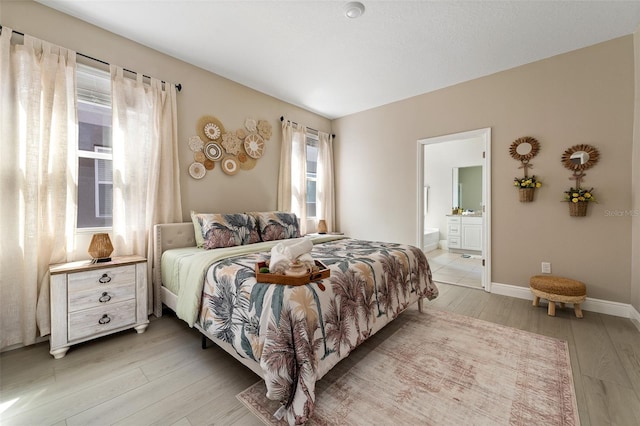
[
  {"xmin": 280, "ymin": 116, "xmax": 335, "ymax": 139},
  {"xmin": 1, "ymin": 26, "xmax": 182, "ymax": 92}
]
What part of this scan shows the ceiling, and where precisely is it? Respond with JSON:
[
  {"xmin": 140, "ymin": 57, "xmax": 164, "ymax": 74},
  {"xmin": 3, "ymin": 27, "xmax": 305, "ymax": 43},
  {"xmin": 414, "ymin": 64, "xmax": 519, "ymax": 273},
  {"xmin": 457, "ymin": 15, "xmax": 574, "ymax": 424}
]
[{"xmin": 38, "ymin": 1, "xmax": 640, "ymax": 119}]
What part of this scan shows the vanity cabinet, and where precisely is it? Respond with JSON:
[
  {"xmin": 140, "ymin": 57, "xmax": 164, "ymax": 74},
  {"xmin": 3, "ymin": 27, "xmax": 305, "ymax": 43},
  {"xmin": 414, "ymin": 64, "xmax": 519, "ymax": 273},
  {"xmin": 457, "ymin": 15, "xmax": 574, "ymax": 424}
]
[
  {"xmin": 447, "ymin": 215, "xmax": 482, "ymax": 252},
  {"xmin": 461, "ymin": 216, "xmax": 483, "ymax": 251}
]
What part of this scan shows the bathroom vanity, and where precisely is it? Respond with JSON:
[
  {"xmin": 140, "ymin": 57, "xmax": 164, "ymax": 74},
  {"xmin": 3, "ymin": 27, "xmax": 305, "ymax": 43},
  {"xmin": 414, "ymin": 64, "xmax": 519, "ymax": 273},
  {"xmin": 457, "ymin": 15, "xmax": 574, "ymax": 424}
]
[{"xmin": 447, "ymin": 215, "xmax": 482, "ymax": 252}]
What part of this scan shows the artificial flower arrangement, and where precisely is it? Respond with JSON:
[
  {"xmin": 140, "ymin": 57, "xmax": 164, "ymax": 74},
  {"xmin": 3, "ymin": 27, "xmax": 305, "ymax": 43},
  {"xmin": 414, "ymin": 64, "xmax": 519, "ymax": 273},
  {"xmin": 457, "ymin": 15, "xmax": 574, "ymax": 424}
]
[
  {"xmin": 513, "ymin": 176, "xmax": 542, "ymax": 188},
  {"xmin": 564, "ymin": 187, "xmax": 596, "ymax": 203}
]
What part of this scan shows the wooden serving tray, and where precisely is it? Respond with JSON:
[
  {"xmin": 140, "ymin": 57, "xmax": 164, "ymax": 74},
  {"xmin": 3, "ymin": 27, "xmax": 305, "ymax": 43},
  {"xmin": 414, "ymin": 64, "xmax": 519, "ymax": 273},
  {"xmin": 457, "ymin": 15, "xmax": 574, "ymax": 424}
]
[{"xmin": 255, "ymin": 260, "xmax": 330, "ymax": 286}]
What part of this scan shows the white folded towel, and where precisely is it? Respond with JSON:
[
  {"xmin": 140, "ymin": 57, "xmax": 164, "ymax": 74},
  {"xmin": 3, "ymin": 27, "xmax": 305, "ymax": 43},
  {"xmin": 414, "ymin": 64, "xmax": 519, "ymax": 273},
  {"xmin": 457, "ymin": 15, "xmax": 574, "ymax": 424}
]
[
  {"xmin": 283, "ymin": 238, "xmax": 313, "ymax": 260},
  {"xmin": 269, "ymin": 237, "xmax": 313, "ymax": 273}
]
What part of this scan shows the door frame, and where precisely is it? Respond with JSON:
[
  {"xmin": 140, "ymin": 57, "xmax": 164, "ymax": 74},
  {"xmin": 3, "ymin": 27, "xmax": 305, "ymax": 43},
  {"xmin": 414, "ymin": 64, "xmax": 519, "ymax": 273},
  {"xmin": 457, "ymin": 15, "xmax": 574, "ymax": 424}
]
[{"xmin": 416, "ymin": 128, "xmax": 492, "ymax": 292}]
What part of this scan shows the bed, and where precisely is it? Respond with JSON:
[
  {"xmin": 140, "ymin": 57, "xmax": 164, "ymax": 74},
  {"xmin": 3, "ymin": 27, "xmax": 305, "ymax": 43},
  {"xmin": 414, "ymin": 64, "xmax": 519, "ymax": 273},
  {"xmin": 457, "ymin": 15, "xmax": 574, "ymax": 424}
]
[{"xmin": 153, "ymin": 215, "xmax": 438, "ymax": 425}]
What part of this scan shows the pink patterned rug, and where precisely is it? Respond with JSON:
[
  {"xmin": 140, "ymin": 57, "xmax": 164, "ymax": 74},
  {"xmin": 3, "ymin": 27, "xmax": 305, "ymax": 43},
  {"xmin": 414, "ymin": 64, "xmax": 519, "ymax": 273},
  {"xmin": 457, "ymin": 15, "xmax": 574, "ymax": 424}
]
[{"xmin": 237, "ymin": 309, "xmax": 579, "ymax": 425}]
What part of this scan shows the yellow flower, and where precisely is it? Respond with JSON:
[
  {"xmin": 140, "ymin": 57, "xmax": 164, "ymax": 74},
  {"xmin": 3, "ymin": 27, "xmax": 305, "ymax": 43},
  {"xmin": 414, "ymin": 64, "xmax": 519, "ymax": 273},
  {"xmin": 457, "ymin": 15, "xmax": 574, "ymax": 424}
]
[
  {"xmin": 535, "ymin": 182, "xmax": 541, "ymax": 188},
  {"xmin": 584, "ymin": 193, "xmax": 591, "ymax": 198},
  {"xmin": 572, "ymin": 198, "xmax": 579, "ymax": 203},
  {"xmin": 578, "ymin": 196, "xmax": 585, "ymax": 201},
  {"xmin": 572, "ymin": 193, "xmax": 579, "ymax": 197},
  {"xmin": 514, "ymin": 181, "xmax": 519, "ymax": 186}
]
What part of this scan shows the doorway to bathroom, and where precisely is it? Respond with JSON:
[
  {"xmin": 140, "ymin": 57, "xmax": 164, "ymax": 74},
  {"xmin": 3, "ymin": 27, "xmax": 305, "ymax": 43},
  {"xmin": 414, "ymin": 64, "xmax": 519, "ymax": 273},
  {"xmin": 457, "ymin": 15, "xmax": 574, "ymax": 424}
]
[{"xmin": 416, "ymin": 128, "xmax": 491, "ymax": 291}]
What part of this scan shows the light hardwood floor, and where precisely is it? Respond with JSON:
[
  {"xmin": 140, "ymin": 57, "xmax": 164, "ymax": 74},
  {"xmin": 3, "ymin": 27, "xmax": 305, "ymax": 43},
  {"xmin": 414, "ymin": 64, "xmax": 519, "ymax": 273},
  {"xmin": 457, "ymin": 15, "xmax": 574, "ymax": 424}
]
[{"xmin": 2, "ymin": 283, "xmax": 639, "ymax": 425}]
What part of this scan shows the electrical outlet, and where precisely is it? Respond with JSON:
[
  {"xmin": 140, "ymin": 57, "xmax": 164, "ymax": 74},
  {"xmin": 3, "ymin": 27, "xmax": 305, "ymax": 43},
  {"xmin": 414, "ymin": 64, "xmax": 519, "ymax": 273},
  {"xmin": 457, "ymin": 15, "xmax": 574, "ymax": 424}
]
[{"xmin": 541, "ymin": 262, "xmax": 551, "ymax": 274}]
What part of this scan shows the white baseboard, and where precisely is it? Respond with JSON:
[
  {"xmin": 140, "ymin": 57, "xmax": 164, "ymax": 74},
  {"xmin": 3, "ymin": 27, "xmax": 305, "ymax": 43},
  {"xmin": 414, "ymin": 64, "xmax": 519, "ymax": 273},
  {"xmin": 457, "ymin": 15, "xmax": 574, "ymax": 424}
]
[{"xmin": 491, "ymin": 282, "xmax": 637, "ymax": 321}]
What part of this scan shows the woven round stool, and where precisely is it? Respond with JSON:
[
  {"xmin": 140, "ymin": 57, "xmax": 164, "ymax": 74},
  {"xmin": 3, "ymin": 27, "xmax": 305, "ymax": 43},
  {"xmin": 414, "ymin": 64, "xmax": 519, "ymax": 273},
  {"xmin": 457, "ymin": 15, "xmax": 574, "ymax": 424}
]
[{"xmin": 530, "ymin": 275, "xmax": 586, "ymax": 318}]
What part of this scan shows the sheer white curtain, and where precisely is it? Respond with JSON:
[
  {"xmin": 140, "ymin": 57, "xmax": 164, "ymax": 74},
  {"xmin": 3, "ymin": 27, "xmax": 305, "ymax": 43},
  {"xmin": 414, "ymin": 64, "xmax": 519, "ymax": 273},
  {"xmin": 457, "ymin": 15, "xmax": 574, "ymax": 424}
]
[
  {"xmin": 0, "ymin": 29, "xmax": 77, "ymax": 349},
  {"xmin": 277, "ymin": 120, "xmax": 308, "ymax": 234},
  {"xmin": 110, "ymin": 66, "xmax": 182, "ymax": 315},
  {"xmin": 316, "ymin": 132, "xmax": 336, "ymax": 232}
]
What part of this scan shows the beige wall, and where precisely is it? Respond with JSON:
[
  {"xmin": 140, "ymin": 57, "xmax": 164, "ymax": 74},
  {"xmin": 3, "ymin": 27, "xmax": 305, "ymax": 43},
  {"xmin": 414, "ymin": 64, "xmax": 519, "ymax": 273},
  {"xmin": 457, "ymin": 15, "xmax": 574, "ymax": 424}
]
[
  {"xmin": 2, "ymin": 0, "xmax": 331, "ymax": 220},
  {"xmin": 333, "ymin": 36, "xmax": 635, "ymax": 303},
  {"xmin": 4, "ymin": 2, "xmax": 637, "ymax": 306}
]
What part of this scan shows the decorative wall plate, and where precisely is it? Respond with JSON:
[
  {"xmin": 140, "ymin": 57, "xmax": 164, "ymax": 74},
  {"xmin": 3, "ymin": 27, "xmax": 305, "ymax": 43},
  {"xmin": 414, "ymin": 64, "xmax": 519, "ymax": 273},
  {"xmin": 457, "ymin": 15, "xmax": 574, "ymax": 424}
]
[
  {"xmin": 197, "ymin": 115, "xmax": 225, "ymax": 142},
  {"xmin": 221, "ymin": 132, "xmax": 242, "ymax": 155},
  {"xmin": 194, "ymin": 151, "xmax": 206, "ymax": 163},
  {"xmin": 244, "ymin": 117, "xmax": 257, "ymax": 132},
  {"xmin": 204, "ymin": 142, "xmax": 223, "ymax": 161},
  {"xmin": 244, "ymin": 133, "xmax": 265, "ymax": 159},
  {"xmin": 203, "ymin": 159, "xmax": 215, "ymax": 170},
  {"xmin": 203, "ymin": 123, "xmax": 221, "ymax": 140},
  {"xmin": 188, "ymin": 135, "xmax": 204, "ymax": 152},
  {"xmin": 221, "ymin": 156, "xmax": 239, "ymax": 175},
  {"xmin": 257, "ymin": 120, "xmax": 272, "ymax": 140},
  {"xmin": 188, "ymin": 162, "xmax": 206, "ymax": 179},
  {"xmin": 239, "ymin": 155, "xmax": 257, "ymax": 170}
]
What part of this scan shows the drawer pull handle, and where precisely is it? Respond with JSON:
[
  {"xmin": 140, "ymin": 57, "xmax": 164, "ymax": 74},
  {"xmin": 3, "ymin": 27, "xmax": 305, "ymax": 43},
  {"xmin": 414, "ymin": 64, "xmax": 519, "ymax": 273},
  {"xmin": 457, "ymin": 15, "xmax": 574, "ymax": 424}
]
[
  {"xmin": 98, "ymin": 273, "xmax": 111, "ymax": 284},
  {"xmin": 98, "ymin": 292, "xmax": 112, "ymax": 303},
  {"xmin": 98, "ymin": 314, "xmax": 111, "ymax": 325}
]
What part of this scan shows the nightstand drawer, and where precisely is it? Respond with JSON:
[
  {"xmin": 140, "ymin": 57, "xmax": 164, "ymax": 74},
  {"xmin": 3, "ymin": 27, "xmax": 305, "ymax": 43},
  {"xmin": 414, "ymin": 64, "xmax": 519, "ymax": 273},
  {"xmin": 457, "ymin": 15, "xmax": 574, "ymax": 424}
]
[
  {"xmin": 68, "ymin": 282, "xmax": 135, "ymax": 312},
  {"xmin": 68, "ymin": 299, "xmax": 136, "ymax": 341},
  {"xmin": 68, "ymin": 265, "xmax": 135, "ymax": 293}
]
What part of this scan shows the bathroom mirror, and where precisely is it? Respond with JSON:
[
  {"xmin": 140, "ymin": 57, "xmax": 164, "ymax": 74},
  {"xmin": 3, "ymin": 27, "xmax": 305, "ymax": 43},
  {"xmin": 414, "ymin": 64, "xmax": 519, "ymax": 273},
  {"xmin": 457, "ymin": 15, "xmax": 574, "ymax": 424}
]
[
  {"xmin": 561, "ymin": 144, "xmax": 599, "ymax": 171},
  {"xmin": 452, "ymin": 166, "xmax": 482, "ymax": 211},
  {"xmin": 509, "ymin": 136, "xmax": 540, "ymax": 162}
]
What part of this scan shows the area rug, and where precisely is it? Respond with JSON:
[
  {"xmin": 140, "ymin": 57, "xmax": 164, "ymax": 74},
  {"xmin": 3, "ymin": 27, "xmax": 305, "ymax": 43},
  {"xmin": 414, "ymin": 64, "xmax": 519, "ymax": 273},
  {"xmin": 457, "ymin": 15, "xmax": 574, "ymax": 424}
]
[{"xmin": 237, "ymin": 308, "xmax": 579, "ymax": 425}]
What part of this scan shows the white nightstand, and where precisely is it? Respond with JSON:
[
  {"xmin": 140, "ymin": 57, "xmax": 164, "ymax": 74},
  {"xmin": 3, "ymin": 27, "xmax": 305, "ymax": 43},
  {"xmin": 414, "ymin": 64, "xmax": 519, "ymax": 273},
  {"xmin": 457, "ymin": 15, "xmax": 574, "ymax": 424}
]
[{"xmin": 49, "ymin": 255, "xmax": 149, "ymax": 359}]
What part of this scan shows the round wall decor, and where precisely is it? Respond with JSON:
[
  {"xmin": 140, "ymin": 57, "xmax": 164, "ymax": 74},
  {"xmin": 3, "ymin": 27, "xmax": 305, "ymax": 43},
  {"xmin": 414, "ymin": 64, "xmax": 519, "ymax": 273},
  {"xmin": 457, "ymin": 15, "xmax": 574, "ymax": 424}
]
[
  {"xmin": 203, "ymin": 123, "xmax": 221, "ymax": 140},
  {"xmin": 188, "ymin": 162, "xmax": 206, "ymax": 179},
  {"xmin": 244, "ymin": 133, "xmax": 265, "ymax": 159},
  {"xmin": 188, "ymin": 135, "xmax": 204, "ymax": 152},
  {"xmin": 194, "ymin": 151, "xmax": 206, "ymax": 163},
  {"xmin": 204, "ymin": 142, "xmax": 223, "ymax": 161},
  {"xmin": 221, "ymin": 156, "xmax": 239, "ymax": 175},
  {"xmin": 197, "ymin": 115, "xmax": 225, "ymax": 142}
]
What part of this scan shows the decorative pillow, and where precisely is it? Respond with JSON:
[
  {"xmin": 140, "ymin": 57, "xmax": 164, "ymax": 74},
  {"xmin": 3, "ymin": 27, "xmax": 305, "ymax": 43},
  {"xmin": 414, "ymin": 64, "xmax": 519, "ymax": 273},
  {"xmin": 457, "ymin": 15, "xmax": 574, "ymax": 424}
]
[
  {"xmin": 250, "ymin": 211, "xmax": 300, "ymax": 241},
  {"xmin": 195, "ymin": 213, "xmax": 260, "ymax": 249},
  {"xmin": 191, "ymin": 210, "xmax": 205, "ymax": 248}
]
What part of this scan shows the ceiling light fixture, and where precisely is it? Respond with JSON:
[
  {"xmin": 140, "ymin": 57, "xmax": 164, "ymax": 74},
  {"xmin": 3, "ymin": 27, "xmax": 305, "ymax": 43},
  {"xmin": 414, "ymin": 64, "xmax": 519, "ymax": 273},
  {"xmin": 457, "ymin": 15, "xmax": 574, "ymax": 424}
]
[{"xmin": 344, "ymin": 1, "xmax": 365, "ymax": 19}]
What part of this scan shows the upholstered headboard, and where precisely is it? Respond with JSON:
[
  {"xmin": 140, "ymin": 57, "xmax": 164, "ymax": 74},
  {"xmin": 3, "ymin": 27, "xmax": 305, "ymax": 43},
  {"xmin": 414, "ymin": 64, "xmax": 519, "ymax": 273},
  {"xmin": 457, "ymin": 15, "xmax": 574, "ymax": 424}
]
[{"xmin": 152, "ymin": 222, "xmax": 195, "ymax": 315}]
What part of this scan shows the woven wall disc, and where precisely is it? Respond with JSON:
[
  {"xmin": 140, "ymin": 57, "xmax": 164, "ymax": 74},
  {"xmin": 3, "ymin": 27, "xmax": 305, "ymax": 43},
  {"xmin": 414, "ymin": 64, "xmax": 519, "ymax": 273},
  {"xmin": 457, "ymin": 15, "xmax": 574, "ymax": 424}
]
[
  {"xmin": 221, "ymin": 156, "xmax": 239, "ymax": 175},
  {"xmin": 194, "ymin": 151, "xmax": 206, "ymax": 163},
  {"xmin": 244, "ymin": 133, "xmax": 265, "ymax": 159},
  {"xmin": 204, "ymin": 142, "xmax": 223, "ymax": 161},
  {"xmin": 197, "ymin": 115, "xmax": 225, "ymax": 142},
  {"xmin": 238, "ymin": 153, "xmax": 256, "ymax": 170},
  {"xmin": 188, "ymin": 135, "xmax": 204, "ymax": 152},
  {"xmin": 188, "ymin": 162, "xmax": 206, "ymax": 180},
  {"xmin": 203, "ymin": 159, "xmax": 215, "ymax": 170}
]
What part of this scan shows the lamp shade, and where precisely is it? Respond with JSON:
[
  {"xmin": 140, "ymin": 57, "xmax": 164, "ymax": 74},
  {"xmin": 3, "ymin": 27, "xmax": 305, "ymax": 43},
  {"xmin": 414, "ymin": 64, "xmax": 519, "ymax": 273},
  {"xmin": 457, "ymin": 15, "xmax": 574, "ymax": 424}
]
[
  {"xmin": 88, "ymin": 233, "xmax": 113, "ymax": 262},
  {"xmin": 317, "ymin": 220, "xmax": 328, "ymax": 234}
]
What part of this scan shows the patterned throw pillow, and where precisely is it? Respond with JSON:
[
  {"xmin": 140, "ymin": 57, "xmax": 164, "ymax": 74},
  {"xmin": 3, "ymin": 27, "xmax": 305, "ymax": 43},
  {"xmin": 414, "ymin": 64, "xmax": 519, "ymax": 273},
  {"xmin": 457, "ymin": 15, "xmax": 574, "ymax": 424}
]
[
  {"xmin": 195, "ymin": 213, "xmax": 260, "ymax": 249},
  {"xmin": 191, "ymin": 210, "xmax": 205, "ymax": 248},
  {"xmin": 250, "ymin": 211, "xmax": 300, "ymax": 241}
]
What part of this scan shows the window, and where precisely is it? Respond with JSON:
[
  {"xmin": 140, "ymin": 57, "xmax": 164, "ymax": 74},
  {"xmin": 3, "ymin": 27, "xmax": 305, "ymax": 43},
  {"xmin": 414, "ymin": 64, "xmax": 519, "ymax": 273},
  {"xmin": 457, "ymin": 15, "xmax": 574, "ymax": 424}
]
[
  {"xmin": 305, "ymin": 134, "xmax": 319, "ymax": 218},
  {"xmin": 76, "ymin": 64, "xmax": 113, "ymax": 229}
]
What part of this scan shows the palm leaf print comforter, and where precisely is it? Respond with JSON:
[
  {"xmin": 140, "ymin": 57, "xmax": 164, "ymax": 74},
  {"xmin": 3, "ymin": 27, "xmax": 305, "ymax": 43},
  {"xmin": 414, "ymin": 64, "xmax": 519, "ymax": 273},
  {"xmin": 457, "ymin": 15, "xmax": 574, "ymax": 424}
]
[{"xmin": 197, "ymin": 238, "xmax": 438, "ymax": 425}]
